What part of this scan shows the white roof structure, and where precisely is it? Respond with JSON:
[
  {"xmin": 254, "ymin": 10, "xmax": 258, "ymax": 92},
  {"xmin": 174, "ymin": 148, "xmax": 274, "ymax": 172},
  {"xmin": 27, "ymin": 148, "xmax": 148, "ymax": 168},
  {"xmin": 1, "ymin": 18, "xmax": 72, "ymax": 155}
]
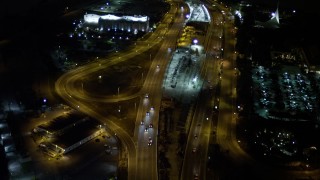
[
  {"xmin": 84, "ymin": 14, "xmax": 148, "ymax": 24},
  {"xmin": 186, "ymin": 3, "xmax": 211, "ymax": 22}
]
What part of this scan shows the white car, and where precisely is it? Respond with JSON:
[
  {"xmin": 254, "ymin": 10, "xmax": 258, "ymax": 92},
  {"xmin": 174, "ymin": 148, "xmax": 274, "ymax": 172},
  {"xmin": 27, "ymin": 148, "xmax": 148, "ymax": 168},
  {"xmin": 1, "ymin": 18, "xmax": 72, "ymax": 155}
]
[{"xmin": 148, "ymin": 137, "xmax": 152, "ymax": 146}]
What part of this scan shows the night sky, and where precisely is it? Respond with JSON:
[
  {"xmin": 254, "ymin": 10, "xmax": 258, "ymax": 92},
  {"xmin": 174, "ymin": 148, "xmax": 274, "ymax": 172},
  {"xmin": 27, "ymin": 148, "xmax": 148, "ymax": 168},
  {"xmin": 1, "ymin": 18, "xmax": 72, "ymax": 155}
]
[
  {"xmin": 247, "ymin": 0, "xmax": 319, "ymax": 15},
  {"xmin": 0, "ymin": 0, "xmax": 319, "ymax": 15},
  {"xmin": 0, "ymin": 0, "xmax": 319, "ymax": 23}
]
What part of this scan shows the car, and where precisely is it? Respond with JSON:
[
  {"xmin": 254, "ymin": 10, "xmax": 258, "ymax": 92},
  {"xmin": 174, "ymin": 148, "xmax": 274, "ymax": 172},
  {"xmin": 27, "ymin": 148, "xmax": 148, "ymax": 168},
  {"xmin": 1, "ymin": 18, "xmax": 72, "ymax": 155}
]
[
  {"xmin": 148, "ymin": 142, "xmax": 152, "ymax": 146},
  {"xmin": 156, "ymin": 65, "xmax": 160, "ymax": 69},
  {"xmin": 192, "ymin": 147, "xmax": 197, "ymax": 153},
  {"xmin": 149, "ymin": 123, "xmax": 153, "ymax": 128},
  {"xmin": 146, "ymin": 111, "xmax": 150, "ymax": 116},
  {"xmin": 140, "ymin": 121, "xmax": 144, "ymax": 125},
  {"xmin": 213, "ymin": 105, "xmax": 219, "ymax": 112},
  {"xmin": 150, "ymin": 106, "xmax": 154, "ymax": 111},
  {"xmin": 145, "ymin": 93, "xmax": 149, "ymax": 98},
  {"xmin": 145, "ymin": 128, "xmax": 149, "ymax": 132}
]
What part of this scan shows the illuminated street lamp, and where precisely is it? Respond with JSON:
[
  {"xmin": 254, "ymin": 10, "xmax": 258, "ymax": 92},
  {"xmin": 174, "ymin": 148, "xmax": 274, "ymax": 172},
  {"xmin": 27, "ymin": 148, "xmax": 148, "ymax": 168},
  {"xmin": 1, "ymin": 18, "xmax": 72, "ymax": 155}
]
[{"xmin": 193, "ymin": 39, "xmax": 198, "ymax": 45}]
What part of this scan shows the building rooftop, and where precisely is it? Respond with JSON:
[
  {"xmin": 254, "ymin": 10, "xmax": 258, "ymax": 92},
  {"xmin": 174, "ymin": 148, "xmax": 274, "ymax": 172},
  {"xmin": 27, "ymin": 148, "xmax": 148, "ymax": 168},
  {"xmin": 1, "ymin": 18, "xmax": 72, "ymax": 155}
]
[
  {"xmin": 38, "ymin": 111, "xmax": 86, "ymax": 133},
  {"xmin": 84, "ymin": 14, "xmax": 148, "ymax": 24},
  {"xmin": 51, "ymin": 118, "xmax": 101, "ymax": 149}
]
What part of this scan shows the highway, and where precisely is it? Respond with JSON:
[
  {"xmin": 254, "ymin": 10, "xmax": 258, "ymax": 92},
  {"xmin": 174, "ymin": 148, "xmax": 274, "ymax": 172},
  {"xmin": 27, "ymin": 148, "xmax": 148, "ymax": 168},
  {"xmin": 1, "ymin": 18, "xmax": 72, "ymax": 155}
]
[
  {"xmin": 180, "ymin": 2, "xmax": 227, "ymax": 180},
  {"xmin": 180, "ymin": 4, "xmax": 219, "ymax": 180},
  {"xmin": 55, "ymin": 1, "xmax": 186, "ymax": 179},
  {"xmin": 212, "ymin": 2, "xmax": 262, "ymax": 179},
  {"xmin": 181, "ymin": 1, "xmax": 260, "ymax": 179},
  {"xmin": 134, "ymin": 2, "xmax": 186, "ymax": 180}
]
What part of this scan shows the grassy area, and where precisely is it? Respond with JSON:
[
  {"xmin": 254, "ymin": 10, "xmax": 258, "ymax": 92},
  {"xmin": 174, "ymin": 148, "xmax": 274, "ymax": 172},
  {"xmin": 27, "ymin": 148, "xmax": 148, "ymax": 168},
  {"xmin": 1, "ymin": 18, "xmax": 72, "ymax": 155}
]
[
  {"xmin": 83, "ymin": 44, "xmax": 160, "ymax": 96},
  {"xmin": 77, "ymin": 43, "xmax": 162, "ymax": 136},
  {"xmin": 92, "ymin": 97, "xmax": 140, "ymax": 136}
]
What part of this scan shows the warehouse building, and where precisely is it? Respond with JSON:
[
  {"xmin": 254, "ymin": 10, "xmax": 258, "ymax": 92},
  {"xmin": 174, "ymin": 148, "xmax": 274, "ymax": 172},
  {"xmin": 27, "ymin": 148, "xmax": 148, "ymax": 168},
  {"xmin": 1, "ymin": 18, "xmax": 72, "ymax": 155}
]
[{"xmin": 34, "ymin": 110, "xmax": 88, "ymax": 137}]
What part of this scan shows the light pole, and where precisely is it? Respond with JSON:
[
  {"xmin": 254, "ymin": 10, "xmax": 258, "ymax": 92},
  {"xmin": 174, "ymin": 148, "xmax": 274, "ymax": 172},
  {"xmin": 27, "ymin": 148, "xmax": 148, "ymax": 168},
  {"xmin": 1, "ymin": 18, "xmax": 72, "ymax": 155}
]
[{"xmin": 141, "ymin": 72, "xmax": 144, "ymax": 84}]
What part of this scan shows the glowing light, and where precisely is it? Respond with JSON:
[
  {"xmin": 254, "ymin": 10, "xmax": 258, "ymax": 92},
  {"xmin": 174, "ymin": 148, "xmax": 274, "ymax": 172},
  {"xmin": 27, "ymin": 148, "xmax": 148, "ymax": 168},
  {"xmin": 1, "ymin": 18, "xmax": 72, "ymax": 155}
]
[
  {"xmin": 84, "ymin": 14, "xmax": 101, "ymax": 24},
  {"xmin": 193, "ymin": 39, "xmax": 198, "ymax": 44}
]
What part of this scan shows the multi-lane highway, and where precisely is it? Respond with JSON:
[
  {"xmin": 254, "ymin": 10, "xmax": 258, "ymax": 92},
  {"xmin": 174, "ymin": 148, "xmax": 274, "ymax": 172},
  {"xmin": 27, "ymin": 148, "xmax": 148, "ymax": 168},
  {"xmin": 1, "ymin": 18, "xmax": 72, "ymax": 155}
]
[
  {"xmin": 180, "ymin": 2, "xmax": 226, "ymax": 180},
  {"xmin": 181, "ymin": 1, "xmax": 269, "ymax": 179},
  {"xmin": 134, "ymin": 2, "xmax": 186, "ymax": 180}
]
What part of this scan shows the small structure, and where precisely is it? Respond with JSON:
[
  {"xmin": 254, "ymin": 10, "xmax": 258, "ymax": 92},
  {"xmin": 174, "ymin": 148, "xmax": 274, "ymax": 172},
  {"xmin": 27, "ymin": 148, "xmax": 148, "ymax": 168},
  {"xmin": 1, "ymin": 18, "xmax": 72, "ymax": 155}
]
[
  {"xmin": 34, "ymin": 110, "xmax": 87, "ymax": 137},
  {"xmin": 44, "ymin": 118, "xmax": 103, "ymax": 156}
]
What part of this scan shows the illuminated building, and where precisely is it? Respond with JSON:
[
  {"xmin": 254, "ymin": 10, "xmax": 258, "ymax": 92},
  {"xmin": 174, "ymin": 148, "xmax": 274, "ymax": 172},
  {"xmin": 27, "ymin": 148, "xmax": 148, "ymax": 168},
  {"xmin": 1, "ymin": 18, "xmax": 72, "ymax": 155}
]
[{"xmin": 84, "ymin": 13, "xmax": 149, "ymax": 33}]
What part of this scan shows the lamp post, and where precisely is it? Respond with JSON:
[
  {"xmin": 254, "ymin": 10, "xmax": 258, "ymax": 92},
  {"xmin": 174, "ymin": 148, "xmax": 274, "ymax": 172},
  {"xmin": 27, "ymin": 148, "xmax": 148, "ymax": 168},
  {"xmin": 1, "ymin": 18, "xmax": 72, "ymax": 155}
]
[{"xmin": 141, "ymin": 72, "xmax": 144, "ymax": 84}]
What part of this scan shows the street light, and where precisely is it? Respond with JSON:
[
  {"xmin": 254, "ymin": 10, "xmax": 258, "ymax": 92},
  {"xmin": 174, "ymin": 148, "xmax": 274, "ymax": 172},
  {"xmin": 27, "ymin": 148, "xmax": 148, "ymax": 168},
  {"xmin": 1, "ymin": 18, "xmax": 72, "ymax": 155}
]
[
  {"xmin": 141, "ymin": 72, "xmax": 144, "ymax": 83},
  {"xmin": 193, "ymin": 39, "xmax": 198, "ymax": 45}
]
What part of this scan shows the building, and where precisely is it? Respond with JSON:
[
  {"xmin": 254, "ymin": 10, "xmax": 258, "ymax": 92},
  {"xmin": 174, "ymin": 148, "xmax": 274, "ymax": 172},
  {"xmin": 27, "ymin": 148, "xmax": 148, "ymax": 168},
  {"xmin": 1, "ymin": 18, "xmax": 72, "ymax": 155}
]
[
  {"xmin": 34, "ymin": 110, "xmax": 88, "ymax": 137},
  {"xmin": 44, "ymin": 118, "xmax": 103, "ymax": 156},
  {"xmin": 84, "ymin": 13, "xmax": 149, "ymax": 33}
]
